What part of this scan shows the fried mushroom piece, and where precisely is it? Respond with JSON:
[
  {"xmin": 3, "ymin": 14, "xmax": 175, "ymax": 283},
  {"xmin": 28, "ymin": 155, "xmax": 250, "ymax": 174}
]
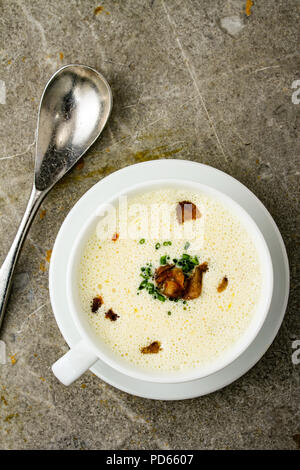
[
  {"xmin": 105, "ymin": 309, "xmax": 119, "ymax": 321},
  {"xmin": 155, "ymin": 265, "xmax": 185, "ymax": 299},
  {"xmin": 176, "ymin": 201, "xmax": 201, "ymax": 224},
  {"xmin": 217, "ymin": 276, "xmax": 228, "ymax": 293},
  {"xmin": 141, "ymin": 341, "xmax": 162, "ymax": 354},
  {"xmin": 91, "ymin": 295, "xmax": 103, "ymax": 313},
  {"xmin": 183, "ymin": 262, "xmax": 208, "ymax": 300},
  {"xmin": 155, "ymin": 264, "xmax": 174, "ymax": 285}
]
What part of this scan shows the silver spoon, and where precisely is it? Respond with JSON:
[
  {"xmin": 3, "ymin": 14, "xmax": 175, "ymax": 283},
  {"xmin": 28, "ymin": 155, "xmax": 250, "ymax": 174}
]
[{"xmin": 0, "ymin": 64, "xmax": 112, "ymax": 330}]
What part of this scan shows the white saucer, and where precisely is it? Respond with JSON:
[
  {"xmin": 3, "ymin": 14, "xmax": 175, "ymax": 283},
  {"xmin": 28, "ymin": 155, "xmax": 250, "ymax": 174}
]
[{"xmin": 49, "ymin": 160, "xmax": 289, "ymax": 400}]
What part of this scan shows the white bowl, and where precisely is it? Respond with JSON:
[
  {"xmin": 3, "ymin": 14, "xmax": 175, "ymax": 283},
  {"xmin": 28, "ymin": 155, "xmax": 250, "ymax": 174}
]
[{"xmin": 52, "ymin": 173, "xmax": 273, "ymax": 385}]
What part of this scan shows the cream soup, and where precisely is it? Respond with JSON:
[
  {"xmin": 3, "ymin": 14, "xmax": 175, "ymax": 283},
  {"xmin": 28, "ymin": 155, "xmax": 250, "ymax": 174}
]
[{"xmin": 78, "ymin": 188, "xmax": 262, "ymax": 372}]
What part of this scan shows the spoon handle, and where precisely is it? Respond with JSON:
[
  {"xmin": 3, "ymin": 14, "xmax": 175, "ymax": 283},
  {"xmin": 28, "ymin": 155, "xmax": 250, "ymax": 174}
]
[{"xmin": 0, "ymin": 186, "xmax": 43, "ymax": 331}]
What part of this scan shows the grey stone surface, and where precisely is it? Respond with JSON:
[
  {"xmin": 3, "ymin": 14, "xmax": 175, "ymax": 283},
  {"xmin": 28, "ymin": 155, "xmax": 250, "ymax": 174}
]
[{"xmin": 0, "ymin": 0, "xmax": 299, "ymax": 450}]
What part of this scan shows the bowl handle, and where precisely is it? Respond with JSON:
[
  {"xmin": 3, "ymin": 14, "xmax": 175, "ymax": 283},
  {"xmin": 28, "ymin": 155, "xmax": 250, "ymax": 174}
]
[{"xmin": 52, "ymin": 339, "xmax": 98, "ymax": 385}]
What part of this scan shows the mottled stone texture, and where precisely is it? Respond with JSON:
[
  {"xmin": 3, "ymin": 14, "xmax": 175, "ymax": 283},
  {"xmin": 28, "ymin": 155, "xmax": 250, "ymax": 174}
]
[{"xmin": 0, "ymin": 0, "xmax": 299, "ymax": 450}]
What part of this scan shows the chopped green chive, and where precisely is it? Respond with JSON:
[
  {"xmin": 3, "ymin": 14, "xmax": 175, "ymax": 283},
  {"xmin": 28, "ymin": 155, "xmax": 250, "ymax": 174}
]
[
  {"xmin": 163, "ymin": 241, "xmax": 172, "ymax": 246},
  {"xmin": 160, "ymin": 255, "xmax": 167, "ymax": 265},
  {"xmin": 155, "ymin": 242, "xmax": 161, "ymax": 250},
  {"xmin": 139, "ymin": 238, "xmax": 145, "ymax": 244},
  {"xmin": 173, "ymin": 253, "xmax": 199, "ymax": 274},
  {"xmin": 168, "ymin": 311, "xmax": 172, "ymax": 316},
  {"xmin": 156, "ymin": 293, "xmax": 166, "ymax": 302},
  {"xmin": 184, "ymin": 242, "xmax": 190, "ymax": 250},
  {"xmin": 138, "ymin": 280, "xmax": 147, "ymax": 290}
]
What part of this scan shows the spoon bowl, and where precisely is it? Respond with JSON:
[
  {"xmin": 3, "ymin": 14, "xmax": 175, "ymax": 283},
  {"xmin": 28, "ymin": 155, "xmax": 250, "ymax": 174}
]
[
  {"xmin": 35, "ymin": 65, "xmax": 112, "ymax": 191},
  {"xmin": 0, "ymin": 64, "xmax": 112, "ymax": 329}
]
